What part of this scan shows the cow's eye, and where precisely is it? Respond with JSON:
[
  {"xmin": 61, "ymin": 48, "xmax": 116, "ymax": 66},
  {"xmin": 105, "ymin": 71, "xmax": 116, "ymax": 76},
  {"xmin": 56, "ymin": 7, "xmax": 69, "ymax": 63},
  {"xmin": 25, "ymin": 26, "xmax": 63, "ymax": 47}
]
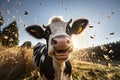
[
  {"xmin": 46, "ymin": 30, "xmax": 51, "ymax": 35},
  {"xmin": 44, "ymin": 26, "xmax": 51, "ymax": 39},
  {"xmin": 66, "ymin": 24, "xmax": 71, "ymax": 36}
]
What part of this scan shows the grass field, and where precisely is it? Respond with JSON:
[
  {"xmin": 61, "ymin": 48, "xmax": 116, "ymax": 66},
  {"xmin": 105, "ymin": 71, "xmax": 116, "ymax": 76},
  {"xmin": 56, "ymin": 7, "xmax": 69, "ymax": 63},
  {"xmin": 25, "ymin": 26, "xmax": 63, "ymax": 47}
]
[{"xmin": 0, "ymin": 45, "xmax": 120, "ymax": 80}]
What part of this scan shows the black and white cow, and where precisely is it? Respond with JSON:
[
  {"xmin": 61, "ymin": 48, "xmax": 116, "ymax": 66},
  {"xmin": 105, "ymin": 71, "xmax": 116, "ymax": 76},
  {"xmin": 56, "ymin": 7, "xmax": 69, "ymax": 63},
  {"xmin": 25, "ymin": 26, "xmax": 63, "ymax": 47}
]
[{"xmin": 26, "ymin": 16, "xmax": 89, "ymax": 80}]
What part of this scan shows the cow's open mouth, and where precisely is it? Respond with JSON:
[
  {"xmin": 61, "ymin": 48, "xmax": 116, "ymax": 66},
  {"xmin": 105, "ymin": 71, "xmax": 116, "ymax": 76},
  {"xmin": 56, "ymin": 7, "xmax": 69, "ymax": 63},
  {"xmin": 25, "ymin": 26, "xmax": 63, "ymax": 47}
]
[
  {"xmin": 56, "ymin": 49, "xmax": 68, "ymax": 53},
  {"xmin": 54, "ymin": 49, "xmax": 69, "ymax": 60}
]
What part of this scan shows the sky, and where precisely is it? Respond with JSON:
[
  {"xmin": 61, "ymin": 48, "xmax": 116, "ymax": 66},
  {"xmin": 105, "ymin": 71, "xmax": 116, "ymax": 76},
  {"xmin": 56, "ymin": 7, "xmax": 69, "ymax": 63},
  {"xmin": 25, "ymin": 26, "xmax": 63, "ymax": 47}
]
[{"xmin": 0, "ymin": 0, "xmax": 120, "ymax": 49}]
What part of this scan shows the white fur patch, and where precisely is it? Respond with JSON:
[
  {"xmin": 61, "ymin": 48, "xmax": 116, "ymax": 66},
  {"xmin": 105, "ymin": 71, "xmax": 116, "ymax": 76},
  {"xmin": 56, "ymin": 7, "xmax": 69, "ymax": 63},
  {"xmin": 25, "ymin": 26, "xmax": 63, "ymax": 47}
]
[
  {"xmin": 48, "ymin": 16, "xmax": 64, "ymax": 24},
  {"xmin": 41, "ymin": 54, "xmax": 45, "ymax": 63},
  {"xmin": 40, "ymin": 46, "xmax": 46, "ymax": 63}
]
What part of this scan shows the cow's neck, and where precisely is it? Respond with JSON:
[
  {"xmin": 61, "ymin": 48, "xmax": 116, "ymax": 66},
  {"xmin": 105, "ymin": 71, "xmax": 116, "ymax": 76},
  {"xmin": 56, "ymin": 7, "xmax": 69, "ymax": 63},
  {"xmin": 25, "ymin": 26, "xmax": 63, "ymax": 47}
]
[{"xmin": 53, "ymin": 60, "xmax": 66, "ymax": 80}]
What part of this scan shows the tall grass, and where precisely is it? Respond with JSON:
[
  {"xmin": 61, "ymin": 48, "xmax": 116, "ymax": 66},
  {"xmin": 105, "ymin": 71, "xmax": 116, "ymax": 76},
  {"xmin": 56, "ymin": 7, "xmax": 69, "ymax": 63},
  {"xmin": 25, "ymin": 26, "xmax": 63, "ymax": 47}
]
[{"xmin": 0, "ymin": 44, "xmax": 40, "ymax": 80}]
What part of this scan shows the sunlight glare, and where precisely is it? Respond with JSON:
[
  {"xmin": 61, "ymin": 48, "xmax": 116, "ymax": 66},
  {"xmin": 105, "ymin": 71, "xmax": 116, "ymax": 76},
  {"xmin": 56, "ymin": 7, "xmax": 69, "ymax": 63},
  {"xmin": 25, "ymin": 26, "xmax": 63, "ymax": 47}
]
[
  {"xmin": 72, "ymin": 35, "xmax": 82, "ymax": 50},
  {"xmin": 71, "ymin": 33, "xmax": 90, "ymax": 49}
]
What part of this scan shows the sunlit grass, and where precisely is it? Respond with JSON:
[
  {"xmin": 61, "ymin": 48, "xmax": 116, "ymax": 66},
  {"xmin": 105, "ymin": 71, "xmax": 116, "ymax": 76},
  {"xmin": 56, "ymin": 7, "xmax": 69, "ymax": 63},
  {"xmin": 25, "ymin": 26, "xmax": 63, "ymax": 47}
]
[{"xmin": 72, "ymin": 60, "xmax": 120, "ymax": 80}]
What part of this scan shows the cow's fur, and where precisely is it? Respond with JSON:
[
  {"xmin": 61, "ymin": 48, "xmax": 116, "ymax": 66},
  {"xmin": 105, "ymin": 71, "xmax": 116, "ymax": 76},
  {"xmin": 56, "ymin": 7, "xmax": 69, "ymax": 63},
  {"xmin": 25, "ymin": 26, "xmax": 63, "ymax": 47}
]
[{"xmin": 26, "ymin": 16, "xmax": 89, "ymax": 80}]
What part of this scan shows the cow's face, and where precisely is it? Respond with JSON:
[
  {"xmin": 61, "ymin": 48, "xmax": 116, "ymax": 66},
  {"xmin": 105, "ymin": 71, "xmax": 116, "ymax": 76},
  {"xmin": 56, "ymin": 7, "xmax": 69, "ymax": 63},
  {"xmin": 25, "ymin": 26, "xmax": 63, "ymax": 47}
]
[{"xmin": 26, "ymin": 17, "xmax": 89, "ymax": 62}]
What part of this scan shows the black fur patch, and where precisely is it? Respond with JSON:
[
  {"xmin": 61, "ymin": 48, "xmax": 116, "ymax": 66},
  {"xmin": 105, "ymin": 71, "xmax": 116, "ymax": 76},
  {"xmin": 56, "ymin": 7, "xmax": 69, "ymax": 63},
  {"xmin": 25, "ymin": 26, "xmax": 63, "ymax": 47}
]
[
  {"xmin": 64, "ymin": 61, "xmax": 72, "ymax": 77},
  {"xmin": 44, "ymin": 26, "xmax": 51, "ymax": 40},
  {"xmin": 34, "ymin": 43, "xmax": 55, "ymax": 80}
]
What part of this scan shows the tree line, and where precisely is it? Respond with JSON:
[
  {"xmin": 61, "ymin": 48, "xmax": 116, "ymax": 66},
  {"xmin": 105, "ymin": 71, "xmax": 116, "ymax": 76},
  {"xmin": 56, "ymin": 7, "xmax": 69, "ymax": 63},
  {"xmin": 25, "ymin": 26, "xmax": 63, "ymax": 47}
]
[{"xmin": 77, "ymin": 41, "xmax": 120, "ymax": 61}]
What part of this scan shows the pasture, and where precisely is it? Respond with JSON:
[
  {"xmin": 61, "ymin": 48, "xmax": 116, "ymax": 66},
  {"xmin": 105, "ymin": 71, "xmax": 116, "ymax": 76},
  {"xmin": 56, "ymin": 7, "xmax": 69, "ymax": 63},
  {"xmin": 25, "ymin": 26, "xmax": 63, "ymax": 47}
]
[{"xmin": 0, "ymin": 44, "xmax": 120, "ymax": 80}]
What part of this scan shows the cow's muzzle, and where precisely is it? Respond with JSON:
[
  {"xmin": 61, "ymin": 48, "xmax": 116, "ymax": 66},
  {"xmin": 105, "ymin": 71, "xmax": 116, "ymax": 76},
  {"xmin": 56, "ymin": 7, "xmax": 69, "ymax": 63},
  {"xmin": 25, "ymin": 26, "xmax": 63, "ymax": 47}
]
[{"xmin": 51, "ymin": 35, "xmax": 73, "ymax": 60}]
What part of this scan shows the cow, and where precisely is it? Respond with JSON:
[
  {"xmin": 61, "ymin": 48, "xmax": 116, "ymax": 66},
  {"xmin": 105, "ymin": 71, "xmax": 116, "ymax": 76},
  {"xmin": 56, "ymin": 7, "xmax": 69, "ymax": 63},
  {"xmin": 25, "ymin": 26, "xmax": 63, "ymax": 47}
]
[{"xmin": 26, "ymin": 16, "xmax": 89, "ymax": 80}]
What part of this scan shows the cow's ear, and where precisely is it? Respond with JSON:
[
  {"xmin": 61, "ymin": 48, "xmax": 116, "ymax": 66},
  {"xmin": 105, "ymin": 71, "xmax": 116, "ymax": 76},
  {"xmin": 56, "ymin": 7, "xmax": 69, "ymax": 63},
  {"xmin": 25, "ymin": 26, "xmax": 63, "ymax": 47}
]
[
  {"xmin": 26, "ymin": 25, "xmax": 45, "ymax": 39},
  {"xmin": 71, "ymin": 19, "xmax": 89, "ymax": 34}
]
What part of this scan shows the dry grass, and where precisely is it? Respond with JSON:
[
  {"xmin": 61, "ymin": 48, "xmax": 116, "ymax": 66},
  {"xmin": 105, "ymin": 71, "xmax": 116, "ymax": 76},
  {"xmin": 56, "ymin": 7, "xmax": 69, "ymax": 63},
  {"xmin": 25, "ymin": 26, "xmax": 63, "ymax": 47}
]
[
  {"xmin": 0, "ymin": 44, "xmax": 40, "ymax": 80},
  {"xmin": 0, "ymin": 44, "xmax": 120, "ymax": 80}
]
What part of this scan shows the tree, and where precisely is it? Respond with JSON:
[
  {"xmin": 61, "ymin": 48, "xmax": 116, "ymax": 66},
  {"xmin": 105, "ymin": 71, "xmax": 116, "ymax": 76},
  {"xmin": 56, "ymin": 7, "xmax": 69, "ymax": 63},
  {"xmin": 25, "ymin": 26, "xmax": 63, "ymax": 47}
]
[
  {"xmin": 0, "ymin": 14, "xmax": 4, "ymax": 42},
  {"xmin": 2, "ymin": 21, "xmax": 19, "ymax": 47}
]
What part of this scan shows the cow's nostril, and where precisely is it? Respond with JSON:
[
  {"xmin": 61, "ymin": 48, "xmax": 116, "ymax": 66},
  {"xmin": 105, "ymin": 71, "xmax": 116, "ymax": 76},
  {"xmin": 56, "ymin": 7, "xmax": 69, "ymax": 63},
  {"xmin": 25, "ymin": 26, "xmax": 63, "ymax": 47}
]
[
  {"xmin": 67, "ymin": 39, "xmax": 70, "ymax": 44},
  {"xmin": 51, "ymin": 38, "xmax": 57, "ymax": 46}
]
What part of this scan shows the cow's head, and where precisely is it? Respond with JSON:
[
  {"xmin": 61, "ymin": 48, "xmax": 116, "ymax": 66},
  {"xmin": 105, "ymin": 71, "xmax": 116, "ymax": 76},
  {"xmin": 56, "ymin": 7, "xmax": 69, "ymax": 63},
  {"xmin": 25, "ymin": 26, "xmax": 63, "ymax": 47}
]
[{"xmin": 26, "ymin": 17, "xmax": 89, "ymax": 62}]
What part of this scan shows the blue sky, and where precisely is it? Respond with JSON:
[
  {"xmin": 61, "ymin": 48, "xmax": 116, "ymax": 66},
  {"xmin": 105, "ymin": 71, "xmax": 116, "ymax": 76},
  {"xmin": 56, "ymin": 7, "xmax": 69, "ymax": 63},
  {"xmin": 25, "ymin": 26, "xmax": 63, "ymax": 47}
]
[{"xmin": 0, "ymin": 0, "xmax": 120, "ymax": 49}]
